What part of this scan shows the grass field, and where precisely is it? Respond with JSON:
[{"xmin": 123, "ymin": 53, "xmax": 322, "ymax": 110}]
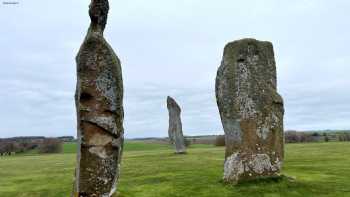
[{"xmin": 0, "ymin": 142, "xmax": 349, "ymax": 197}]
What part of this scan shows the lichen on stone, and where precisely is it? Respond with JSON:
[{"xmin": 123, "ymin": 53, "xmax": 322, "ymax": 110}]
[
  {"xmin": 223, "ymin": 153, "xmax": 281, "ymax": 183},
  {"xmin": 216, "ymin": 38, "xmax": 284, "ymax": 184},
  {"xmin": 73, "ymin": 0, "xmax": 124, "ymax": 196},
  {"xmin": 223, "ymin": 153, "xmax": 245, "ymax": 183},
  {"xmin": 96, "ymin": 69, "xmax": 118, "ymax": 111},
  {"xmin": 167, "ymin": 96, "xmax": 186, "ymax": 154}
]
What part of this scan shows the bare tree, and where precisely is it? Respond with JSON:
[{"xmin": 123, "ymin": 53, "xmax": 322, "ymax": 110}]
[
  {"xmin": 214, "ymin": 135, "xmax": 225, "ymax": 146},
  {"xmin": 38, "ymin": 138, "xmax": 63, "ymax": 154}
]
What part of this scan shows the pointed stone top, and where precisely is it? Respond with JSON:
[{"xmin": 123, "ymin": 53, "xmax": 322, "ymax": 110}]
[
  {"xmin": 89, "ymin": 0, "xmax": 109, "ymax": 32},
  {"xmin": 167, "ymin": 96, "xmax": 181, "ymax": 111},
  {"xmin": 167, "ymin": 96, "xmax": 176, "ymax": 104}
]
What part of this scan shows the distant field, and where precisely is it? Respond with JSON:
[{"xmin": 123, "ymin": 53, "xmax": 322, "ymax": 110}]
[
  {"xmin": 62, "ymin": 141, "xmax": 210, "ymax": 154},
  {"xmin": 0, "ymin": 142, "xmax": 349, "ymax": 197}
]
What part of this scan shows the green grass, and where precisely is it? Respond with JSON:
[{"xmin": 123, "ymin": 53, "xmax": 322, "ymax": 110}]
[
  {"xmin": 62, "ymin": 142, "xmax": 77, "ymax": 154},
  {"xmin": 0, "ymin": 142, "xmax": 349, "ymax": 197},
  {"xmin": 62, "ymin": 141, "xmax": 210, "ymax": 153}
]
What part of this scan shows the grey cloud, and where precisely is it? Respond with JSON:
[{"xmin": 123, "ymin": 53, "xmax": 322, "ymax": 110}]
[{"xmin": 0, "ymin": 0, "xmax": 349, "ymax": 138}]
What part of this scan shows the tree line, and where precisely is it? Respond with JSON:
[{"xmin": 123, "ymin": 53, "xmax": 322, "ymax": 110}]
[
  {"xmin": 214, "ymin": 131, "xmax": 350, "ymax": 146},
  {"xmin": 0, "ymin": 136, "xmax": 74, "ymax": 156}
]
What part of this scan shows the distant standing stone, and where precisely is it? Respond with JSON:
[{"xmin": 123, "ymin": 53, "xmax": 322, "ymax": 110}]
[
  {"xmin": 215, "ymin": 38, "xmax": 284, "ymax": 183},
  {"xmin": 167, "ymin": 96, "xmax": 186, "ymax": 154},
  {"xmin": 73, "ymin": 0, "xmax": 124, "ymax": 196}
]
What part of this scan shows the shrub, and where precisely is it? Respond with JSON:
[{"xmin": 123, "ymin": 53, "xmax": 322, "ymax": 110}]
[
  {"xmin": 214, "ymin": 135, "xmax": 225, "ymax": 146},
  {"xmin": 0, "ymin": 142, "xmax": 13, "ymax": 155},
  {"xmin": 285, "ymin": 131, "xmax": 320, "ymax": 143},
  {"xmin": 312, "ymin": 132, "xmax": 320, "ymax": 137},
  {"xmin": 184, "ymin": 138, "xmax": 191, "ymax": 147},
  {"xmin": 324, "ymin": 134, "xmax": 330, "ymax": 142},
  {"xmin": 285, "ymin": 131, "xmax": 299, "ymax": 143},
  {"xmin": 38, "ymin": 138, "xmax": 62, "ymax": 154},
  {"xmin": 338, "ymin": 133, "xmax": 350, "ymax": 141}
]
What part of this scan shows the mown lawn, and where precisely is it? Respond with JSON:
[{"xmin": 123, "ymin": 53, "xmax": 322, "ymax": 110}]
[{"xmin": 0, "ymin": 142, "xmax": 349, "ymax": 197}]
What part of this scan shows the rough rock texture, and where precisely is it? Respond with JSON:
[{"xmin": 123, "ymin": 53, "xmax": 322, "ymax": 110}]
[
  {"xmin": 215, "ymin": 38, "xmax": 284, "ymax": 184},
  {"xmin": 167, "ymin": 96, "xmax": 186, "ymax": 154},
  {"xmin": 73, "ymin": 0, "xmax": 124, "ymax": 196}
]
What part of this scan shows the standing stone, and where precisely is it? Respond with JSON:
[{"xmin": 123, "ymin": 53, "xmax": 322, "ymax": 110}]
[
  {"xmin": 215, "ymin": 38, "xmax": 284, "ymax": 184},
  {"xmin": 73, "ymin": 0, "xmax": 124, "ymax": 196},
  {"xmin": 167, "ymin": 96, "xmax": 186, "ymax": 154}
]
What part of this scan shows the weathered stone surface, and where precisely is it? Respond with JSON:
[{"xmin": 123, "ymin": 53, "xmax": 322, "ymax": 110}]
[
  {"xmin": 167, "ymin": 96, "xmax": 186, "ymax": 154},
  {"xmin": 215, "ymin": 38, "xmax": 284, "ymax": 184},
  {"xmin": 73, "ymin": 0, "xmax": 124, "ymax": 196}
]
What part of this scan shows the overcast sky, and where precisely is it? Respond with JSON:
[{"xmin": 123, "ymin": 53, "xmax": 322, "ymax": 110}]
[{"xmin": 0, "ymin": 0, "xmax": 349, "ymax": 138}]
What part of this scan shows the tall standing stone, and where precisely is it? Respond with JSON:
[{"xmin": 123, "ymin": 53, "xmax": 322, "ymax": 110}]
[
  {"xmin": 215, "ymin": 38, "xmax": 284, "ymax": 184},
  {"xmin": 73, "ymin": 0, "xmax": 124, "ymax": 196},
  {"xmin": 167, "ymin": 96, "xmax": 186, "ymax": 154}
]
